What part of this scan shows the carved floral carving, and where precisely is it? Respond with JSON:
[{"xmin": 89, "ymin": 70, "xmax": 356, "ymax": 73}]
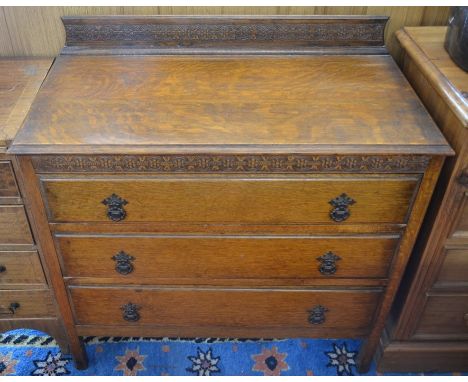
[
  {"xmin": 32, "ymin": 154, "xmax": 430, "ymax": 173},
  {"xmin": 65, "ymin": 22, "xmax": 385, "ymax": 45}
]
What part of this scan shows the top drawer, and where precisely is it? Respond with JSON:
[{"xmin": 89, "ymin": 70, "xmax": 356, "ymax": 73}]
[{"xmin": 40, "ymin": 175, "xmax": 419, "ymax": 225}]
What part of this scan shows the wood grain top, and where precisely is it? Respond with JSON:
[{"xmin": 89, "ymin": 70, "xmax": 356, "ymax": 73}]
[
  {"xmin": 0, "ymin": 58, "xmax": 53, "ymax": 149},
  {"xmin": 10, "ymin": 53, "xmax": 451, "ymax": 155},
  {"xmin": 397, "ymin": 26, "xmax": 468, "ymax": 128}
]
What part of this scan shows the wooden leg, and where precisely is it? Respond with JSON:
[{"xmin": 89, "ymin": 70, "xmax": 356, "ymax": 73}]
[
  {"xmin": 70, "ymin": 338, "xmax": 88, "ymax": 370},
  {"xmin": 357, "ymin": 339, "xmax": 373, "ymax": 373}
]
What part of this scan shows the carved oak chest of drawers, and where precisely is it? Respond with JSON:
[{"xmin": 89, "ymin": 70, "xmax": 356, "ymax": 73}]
[
  {"xmin": 8, "ymin": 16, "xmax": 453, "ymax": 372},
  {"xmin": 0, "ymin": 59, "xmax": 67, "ymax": 350}
]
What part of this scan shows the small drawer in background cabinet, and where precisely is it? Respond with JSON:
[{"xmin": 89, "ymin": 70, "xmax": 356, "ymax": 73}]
[
  {"xmin": 0, "ymin": 206, "xmax": 33, "ymax": 245},
  {"xmin": 414, "ymin": 293, "xmax": 468, "ymax": 340},
  {"xmin": 0, "ymin": 289, "xmax": 55, "ymax": 319},
  {"xmin": 0, "ymin": 161, "xmax": 20, "ymax": 204},
  {"xmin": 0, "ymin": 251, "xmax": 46, "ymax": 288}
]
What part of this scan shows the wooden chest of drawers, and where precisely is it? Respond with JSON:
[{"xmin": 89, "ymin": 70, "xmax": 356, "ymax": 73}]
[
  {"xmin": 0, "ymin": 59, "xmax": 67, "ymax": 351},
  {"xmin": 378, "ymin": 27, "xmax": 468, "ymax": 372},
  {"xmin": 9, "ymin": 16, "xmax": 453, "ymax": 372}
]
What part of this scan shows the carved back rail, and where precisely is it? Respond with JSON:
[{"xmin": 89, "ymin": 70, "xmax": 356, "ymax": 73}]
[{"xmin": 61, "ymin": 16, "xmax": 388, "ymax": 55}]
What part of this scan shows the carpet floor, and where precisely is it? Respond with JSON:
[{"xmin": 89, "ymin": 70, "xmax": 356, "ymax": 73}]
[{"xmin": 0, "ymin": 329, "xmax": 464, "ymax": 376}]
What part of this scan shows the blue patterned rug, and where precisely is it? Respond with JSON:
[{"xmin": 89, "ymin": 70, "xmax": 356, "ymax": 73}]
[{"xmin": 0, "ymin": 329, "xmax": 463, "ymax": 376}]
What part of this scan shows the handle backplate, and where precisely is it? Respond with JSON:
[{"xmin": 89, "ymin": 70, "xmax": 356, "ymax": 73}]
[
  {"xmin": 112, "ymin": 251, "xmax": 135, "ymax": 275},
  {"xmin": 308, "ymin": 305, "xmax": 328, "ymax": 325},
  {"xmin": 329, "ymin": 193, "xmax": 355, "ymax": 222},
  {"xmin": 317, "ymin": 251, "xmax": 341, "ymax": 275},
  {"xmin": 102, "ymin": 193, "xmax": 128, "ymax": 222},
  {"xmin": 121, "ymin": 302, "xmax": 140, "ymax": 322}
]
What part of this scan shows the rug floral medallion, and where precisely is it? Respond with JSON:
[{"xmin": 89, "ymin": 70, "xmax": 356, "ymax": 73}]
[{"xmin": 0, "ymin": 329, "xmax": 464, "ymax": 376}]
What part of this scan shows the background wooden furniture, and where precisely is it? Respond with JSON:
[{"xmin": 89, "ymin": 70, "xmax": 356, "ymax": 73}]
[
  {"xmin": 0, "ymin": 58, "xmax": 68, "ymax": 352},
  {"xmin": 378, "ymin": 26, "xmax": 468, "ymax": 373},
  {"xmin": 9, "ymin": 16, "xmax": 452, "ymax": 372},
  {"xmin": 0, "ymin": 6, "xmax": 450, "ymax": 63}
]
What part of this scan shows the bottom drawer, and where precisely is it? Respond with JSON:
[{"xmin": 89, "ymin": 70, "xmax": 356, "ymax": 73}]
[
  {"xmin": 415, "ymin": 294, "xmax": 468, "ymax": 340},
  {"xmin": 70, "ymin": 287, "xmax": 381, "ymax": 336},
  {"xmin": 0, "ymin": 290, "xmax": 55, "ymax": 319}
]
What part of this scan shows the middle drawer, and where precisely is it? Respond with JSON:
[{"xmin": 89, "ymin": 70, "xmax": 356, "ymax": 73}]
[{"xmin": 56, "ymin": 234, "xmax": 399, "ymax": 281}]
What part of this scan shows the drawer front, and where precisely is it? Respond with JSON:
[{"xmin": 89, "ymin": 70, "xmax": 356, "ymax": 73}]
[
  {"xmin": 451, "ymin": 192, "xmax": 467, "ymax": 238},
  {"xmin": 0, "ymin": 206, "xmax": 33, "ymax": 245},
  {"xmin": 416, "ymin": 294, "xmax": 468, "ymax": 338},
  {"xmin": 41, "ymin": 175, "xmax": 419, "ymax": 224},
  {"xmin": 0, "ymin": 162, "xmax": 19, "ymax": 199},
  {"xmin": 58, "ymin": 234, "xmax": 399, "ymax": 280},
  {"xmin": 436, "ymin": 247, "xmax": 468, "ymax": 285},
  {"xmin": 0, "ymin": 251, "xmax": 46, "ymax": 286},
  {"xmin": 70, "ymin": 286, "xmax": 380, "ymax": 331},
  {"xmin": 0, "ymin": 290, "xmax": 55, "ymax": 319}
]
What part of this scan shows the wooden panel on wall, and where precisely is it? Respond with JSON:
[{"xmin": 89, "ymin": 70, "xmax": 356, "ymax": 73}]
[{"xmin": 0, "ymin": 6, "xmax": 450, "ymax": 61}]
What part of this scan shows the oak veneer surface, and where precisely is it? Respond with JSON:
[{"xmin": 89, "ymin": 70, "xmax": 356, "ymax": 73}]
[
  {"xmin": 57, "ymin": 234, "xmax": 399, "ymax": 280},
  {"xmin": 41, "ymin": 175, "xmax": 419, "ymax": 224},
  {"xmin": 0, "ymin": 59, "xmax": 53, "ymax": 147},
  {"xmin": 11, "ymin": 54, "xmax": 450, "ymax": 155},
  {"xmin": 69, "ymin": 286, "xmax": 381, "ymax": 332}
]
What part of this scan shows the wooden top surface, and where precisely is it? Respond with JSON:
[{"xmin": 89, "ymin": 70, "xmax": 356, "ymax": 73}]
[
  {"xmin": 397, "ymin": 26, "xmax": 468, "ymax": 127},
  {"xmin": 0, "ymin": 58, "xmax": 53, "ymax": 149},
  {"xmin": 10, "ymin": 53, "xmax": 451, "ymax": 155}
]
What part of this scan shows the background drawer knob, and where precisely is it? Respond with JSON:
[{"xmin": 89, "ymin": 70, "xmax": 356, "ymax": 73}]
[
  {"xmin": 457, "ymin": 168, "xmax": 468, "ymax": 186},
  {"xmin": 121, "ymin": 302, "xmax": 140, "ymax": 322},
  {"xmin": 102, "ymin": 193, "xmax": 128, "ymax": 222},
  {"xmin": 329, "ymin": 193, "xmax": 355, "ymax": 222},
  {"xmin": 317, "ymin": 251, "xmax": 341, "ymax": 275},
  {"xmin": 0, "ymin": 265, "xmax": 6, "ymax": 273},
  {"xmin": 308, "ymin": 305, "xmax": 328, "ymax": 325},
  {"xmin": 0, "ymin": 302, "xmax": 20, "ymax": 315},
  {"xmin": 112, "ymin": 251, "xmax": 135, "ymax": 275}
]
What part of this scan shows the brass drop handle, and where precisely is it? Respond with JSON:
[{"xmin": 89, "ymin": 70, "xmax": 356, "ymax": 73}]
[
  {"xmin": 317, "ymin": 251, "xmax": 341, "ymax": 275},
  {"xmin": 0, "ymin": 265, "xmax": 6, "ymax": 273},
  {"xmin": 0, "ymin": 302, "xmax": 20, "ymax": 315},
  {"xmin": 102, "ymin": 193, "xmax": 128, "ymax": 222},
  {"xmin": 329, "ymin": 193, "xmax": 355, "ymax": 222},
  {"xmin": 112, "ymin": 251, "xmax": 135, "ymax": 275},
  {"xmin": 307, "ymin": 305, "xmax": 328, "ymax": 325},
  {"xmin": 121, "ymin": 302, "xmax": 140, "ymax": 322}
]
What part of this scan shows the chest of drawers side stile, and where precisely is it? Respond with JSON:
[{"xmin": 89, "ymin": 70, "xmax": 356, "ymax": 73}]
[{"xmin": 8, "ymin": 17, "xmax": 453, "ymax": 373}]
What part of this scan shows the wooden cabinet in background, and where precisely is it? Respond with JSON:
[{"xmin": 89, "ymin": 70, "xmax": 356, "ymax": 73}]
[
  {"xmin": 378, "ymin": 26, "xmax": 468, "ymax": 373},
  {"xmin": 0, "ymin": 59, "xmax": 68, "ymax": 352}
]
